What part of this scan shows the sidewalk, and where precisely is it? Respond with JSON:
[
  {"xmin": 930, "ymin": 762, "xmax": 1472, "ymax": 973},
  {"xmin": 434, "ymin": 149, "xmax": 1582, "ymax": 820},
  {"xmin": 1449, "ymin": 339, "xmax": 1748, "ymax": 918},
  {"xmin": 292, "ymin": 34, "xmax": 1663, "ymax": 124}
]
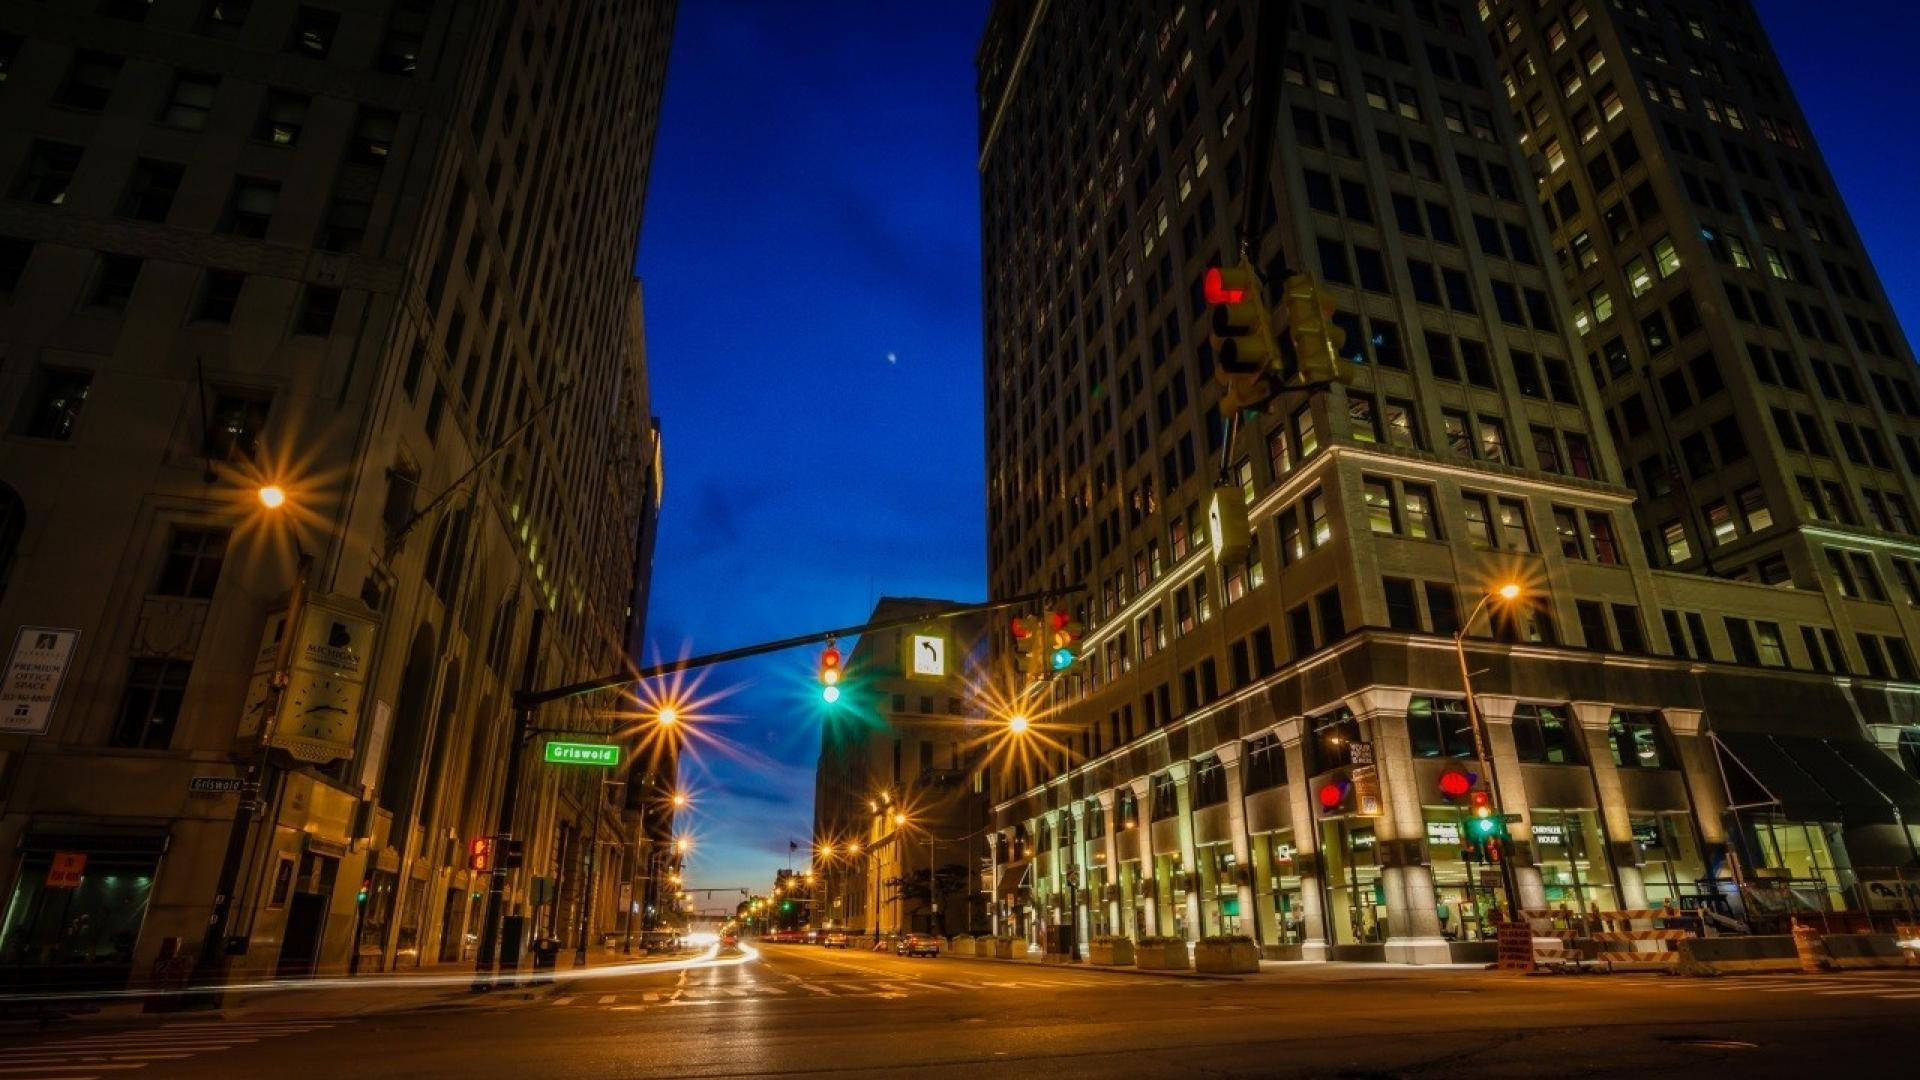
[
  {"xmin": 929, "ymin": 949, "xmax": 1493, "ymax": 983},
  {"xmin": 3, "ymin": 946, "xmax": 698, "ymax": 1031}
]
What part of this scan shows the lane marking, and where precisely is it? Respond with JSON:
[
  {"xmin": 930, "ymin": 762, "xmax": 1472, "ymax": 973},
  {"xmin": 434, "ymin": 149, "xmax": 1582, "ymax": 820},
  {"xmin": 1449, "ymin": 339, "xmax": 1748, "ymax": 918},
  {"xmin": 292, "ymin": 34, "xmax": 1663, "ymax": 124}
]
[
  {"xmin": 552, "ymin": 996, "xmax": 575, "ymax": 1006},
  {"xmin": 597, "ymin": 994, "xmax": 617, "ymax": 1005},
  {"xmin": 643, "ymin": 991, "xmax": 660, "ymax": 1002}
]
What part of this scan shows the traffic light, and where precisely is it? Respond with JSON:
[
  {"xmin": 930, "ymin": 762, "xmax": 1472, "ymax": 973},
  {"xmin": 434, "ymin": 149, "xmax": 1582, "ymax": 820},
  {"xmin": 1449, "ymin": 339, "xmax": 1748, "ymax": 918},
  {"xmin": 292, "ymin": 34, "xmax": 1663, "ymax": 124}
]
[
  {"xmin": 1046, "ymin": 609, "xmax": 1083, "ymax": 674},
  {"xmin": 356, "ymin": 878, "xmax": 370, "ymax": 905},
  {"xmin": 468, "ymin": 836, "xmax": 494, "ymax": 872},
  {"xmin": 1205, "ymin": 262, "xmax": 1283, "ymax": 414},
  {"xmin": 1278, "ymin": 273, "xmax": 1354, "ymax": 387},
  {"xmin": 1011, "ymin": 615, "xmax": 1044, "ymax": 678},
  {"xmin": 1464, "ymin": 788, "xmax": 1507, "ymax": 858},
  {"xmin": 818, "ymin": 643, "xmax": 842, "ymax": 704},
  {"xmin": 501, "ymin": 838, "xmax": 525, "ymax": 870}
]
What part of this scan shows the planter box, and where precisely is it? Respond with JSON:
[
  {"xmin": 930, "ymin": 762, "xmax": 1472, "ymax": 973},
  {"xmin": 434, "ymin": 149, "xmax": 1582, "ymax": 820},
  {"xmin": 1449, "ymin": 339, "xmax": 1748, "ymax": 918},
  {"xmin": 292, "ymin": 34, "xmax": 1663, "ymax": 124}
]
[
  {"xmin": 1194, "ymin": 940, "xmax": 1259, "ymax": 974},
  {"xmin": 990, "ymin": 936, "xmax": 1018, "ymax": 959},
  {"xmin": 948, "ymin": 935, "xmax": 976, "ymax": 957},
  {"xmin": 1088, "ymin": 939, "xmax": 1135, "ymax": 966},
  {"xmin": 1135, "ymin": 941, "xmax": 1189, "ymax": 971}
]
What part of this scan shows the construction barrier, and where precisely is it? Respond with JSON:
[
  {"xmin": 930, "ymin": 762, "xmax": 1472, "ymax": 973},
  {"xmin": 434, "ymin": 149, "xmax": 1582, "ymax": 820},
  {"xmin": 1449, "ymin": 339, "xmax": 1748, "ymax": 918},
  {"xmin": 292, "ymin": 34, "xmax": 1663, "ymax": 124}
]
[{"xmin": 1519, "ymin": 903, "xmax": 1704, "ymax": 970}]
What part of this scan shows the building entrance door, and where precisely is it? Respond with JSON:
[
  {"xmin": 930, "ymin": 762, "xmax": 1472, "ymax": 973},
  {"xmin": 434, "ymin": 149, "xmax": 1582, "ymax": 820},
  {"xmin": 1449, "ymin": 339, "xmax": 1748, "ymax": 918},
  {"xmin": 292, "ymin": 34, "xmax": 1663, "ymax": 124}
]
[{"xmin": 275, "ymin": 852, "xmax": 337, "ymax": 978}]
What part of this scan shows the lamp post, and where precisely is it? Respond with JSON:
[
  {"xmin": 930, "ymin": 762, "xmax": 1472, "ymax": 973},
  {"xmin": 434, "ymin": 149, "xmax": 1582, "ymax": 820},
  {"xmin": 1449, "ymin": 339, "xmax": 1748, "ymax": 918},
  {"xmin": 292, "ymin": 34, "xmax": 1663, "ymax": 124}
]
[
  {"xmin": 191, "ymin": 484, "xmax": 310, "ymax": 996},
  {"xmin": 1454, "ymin": 582, "xmax": 1524, "ymax": 922}
]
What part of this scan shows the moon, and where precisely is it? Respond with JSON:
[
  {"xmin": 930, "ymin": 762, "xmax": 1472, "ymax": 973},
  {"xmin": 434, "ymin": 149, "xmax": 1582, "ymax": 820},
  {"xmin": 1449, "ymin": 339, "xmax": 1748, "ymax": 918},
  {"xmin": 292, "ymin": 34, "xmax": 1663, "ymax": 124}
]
[{"xmin": 885, "ymin": 351, "xmax": 898, "ymax": 364}]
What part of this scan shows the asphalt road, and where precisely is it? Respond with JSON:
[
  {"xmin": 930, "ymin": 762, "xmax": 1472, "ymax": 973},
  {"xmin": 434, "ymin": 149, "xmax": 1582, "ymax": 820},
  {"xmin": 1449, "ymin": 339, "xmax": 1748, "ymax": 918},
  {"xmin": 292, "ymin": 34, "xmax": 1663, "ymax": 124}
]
[{"xmin": 6, "ymin": 945, "xmax": 1919, "ymax": 1078}]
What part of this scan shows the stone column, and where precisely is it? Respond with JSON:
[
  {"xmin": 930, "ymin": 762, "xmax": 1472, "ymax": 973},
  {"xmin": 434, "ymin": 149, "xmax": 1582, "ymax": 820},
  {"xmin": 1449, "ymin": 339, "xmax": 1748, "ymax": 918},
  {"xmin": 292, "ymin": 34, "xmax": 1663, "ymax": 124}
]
[
  {"xmin": 1476, "ymin": 695, "xmax": 1546, "ymax": 915},
  {"xmin": 1067, "ymin": 802, "xmax": 1088, "ymax": 949},
  {"xmin": 988, "ymin": 829, "xmax": 1002, "ymax": 937},
  {"xmin": 1349, "ymin": 688, "xmax": 1449, "ymax": 964},
  {"xmin": 1215, "ymin": 739, "xmax": 1260, "ymax": 943},
  {"xmin": 1128, "ymin": 776, "xmax": 1158, "ymax": 936},
  {"xmin": 1097, "ymin": 789, "xmax": 1121, "ymax": 934},
  {"xmin": 1278, "ymin": 717, "xmax": 1328, "ymax": 960},
  {"xmin": 1662, "ymin": 708, "xmax": 1725, "ymax": 846},
  {"xmin": 1168, "ymin": 760, "xmax": 1201, "ymax": 940},
  {"xmin": 1571, "ymin": 702, "xmax": 1647, "ymax": 912}
]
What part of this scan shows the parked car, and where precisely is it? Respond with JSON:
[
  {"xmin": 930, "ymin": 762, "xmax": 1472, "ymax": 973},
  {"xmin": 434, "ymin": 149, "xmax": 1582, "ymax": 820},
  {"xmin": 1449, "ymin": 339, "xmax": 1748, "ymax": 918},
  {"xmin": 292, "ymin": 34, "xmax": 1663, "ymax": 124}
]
[
  {"xmin": 895, "ymin": 933, "xmax": 940, "ymax": 957},
  {"xmin": 823, "ymin": 931, "xmax": 850, "ymax": 949}
]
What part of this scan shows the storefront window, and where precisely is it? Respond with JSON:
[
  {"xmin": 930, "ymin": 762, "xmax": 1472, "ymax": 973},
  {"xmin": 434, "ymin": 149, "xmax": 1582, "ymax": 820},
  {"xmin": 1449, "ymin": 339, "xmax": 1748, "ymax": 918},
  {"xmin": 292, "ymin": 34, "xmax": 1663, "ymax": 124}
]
[
  {"xmin": 1252, "ymin": 831, "xmax": 1305, "ymax": 944},
  {"xmin": 1531, "ymin": 808, "xmax": 1616, "ymax": 910},
  {"xmin": 1752, "ymin": 819, "xmax": 1848, "ymax": 911},
  {"xmin": 1513, "ymin": 703, "xmax": 1583, "ymax": 763},
  {"xmin": 1319, "ymin": 820, "xmax": 1383, "ymax": 944},
  {"xmin": 1308, "ymin": 708, "xmax": 1363, "ymax": 774},
  {"xmin": 1407, "ymin": 696, "xmax": 1475, "ymax": 758},
  {"xmin": 0, "ymin": 852, "xmax": 158, "ymax": 989},
  {"xmin": 1088, "ymin": 866, "xmax": 1111, "ymax": 936},
  {"xmin": 1196, "ymin": 842, "xmax": 1238, "ymax": 935},
  {"xmin": 1635, "ymin": 812, "xmax": 1707, "ymax": 907},
  {"xmin": 1424, "ymin": 809, "xmax": 1496, "ymax": 939},
  {"xmin": 1119, "ymin": 859, "xmax": 1143, "ymax": 938},
  {"xmin": 1153, "ymin": 851, "xmax": 1189, "ymax": 939},
  {"xmin": 1244, "ymin": 732, "xmax": 1287, "ymax": 792},
  {"xmin": 1607, "ymin": 710, "xmax": 1674, "ymax": 769}
]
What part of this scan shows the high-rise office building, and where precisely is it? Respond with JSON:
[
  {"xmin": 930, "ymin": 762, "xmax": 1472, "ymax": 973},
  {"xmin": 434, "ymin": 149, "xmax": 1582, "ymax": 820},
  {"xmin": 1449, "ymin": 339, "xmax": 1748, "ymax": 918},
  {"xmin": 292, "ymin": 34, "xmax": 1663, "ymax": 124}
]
[
  {"xmin": 811, "ymin": 598, "xmax": 991, "ymax": 936},
  {"xmin": 0, "ymin": 0, "xmax": 673, "ymax": 988},
  {"xmin": 977, "ymin": 0, "xmax": 1920, "ymax": 964}
]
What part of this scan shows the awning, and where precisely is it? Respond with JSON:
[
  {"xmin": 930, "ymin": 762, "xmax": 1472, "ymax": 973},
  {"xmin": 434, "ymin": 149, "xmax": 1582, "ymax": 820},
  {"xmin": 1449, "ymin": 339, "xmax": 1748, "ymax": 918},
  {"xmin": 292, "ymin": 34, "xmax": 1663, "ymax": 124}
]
[
  {"xmin": 1714, "ymin": 733, "xmax": 1841, "ymax": 821},
  {"xmin": 1713, "ymin": 732, "xmax": 1920, "ymax": 826},
  {"xmin": 1828, "ymin": 738, "xmax": 1920, "ymax": 820},
  {"xmin": 994, "ymin": 860, "xmax": 1030, "ymax": 898}
]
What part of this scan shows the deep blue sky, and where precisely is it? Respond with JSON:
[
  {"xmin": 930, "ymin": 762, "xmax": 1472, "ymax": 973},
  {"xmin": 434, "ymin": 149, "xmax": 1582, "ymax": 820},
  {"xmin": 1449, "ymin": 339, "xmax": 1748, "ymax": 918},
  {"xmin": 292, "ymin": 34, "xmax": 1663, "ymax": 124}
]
[{"xmin": 634, "ymin": 1, "xmax": 1920, "ymax": 897}]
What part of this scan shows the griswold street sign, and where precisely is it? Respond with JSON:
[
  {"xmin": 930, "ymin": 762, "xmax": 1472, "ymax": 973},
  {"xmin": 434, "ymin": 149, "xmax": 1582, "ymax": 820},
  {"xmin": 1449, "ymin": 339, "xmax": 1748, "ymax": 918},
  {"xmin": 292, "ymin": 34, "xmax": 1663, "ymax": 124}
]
[{"xmin": 544, "ymin": 741, "xmax": 619, "ymax": 767}]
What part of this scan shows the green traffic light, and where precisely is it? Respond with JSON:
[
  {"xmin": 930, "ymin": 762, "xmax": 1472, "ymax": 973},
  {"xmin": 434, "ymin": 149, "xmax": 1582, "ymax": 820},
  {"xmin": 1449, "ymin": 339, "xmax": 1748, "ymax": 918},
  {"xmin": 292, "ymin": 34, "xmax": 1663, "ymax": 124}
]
[
  {"xmin": 1050, "ymin": 647, "xmax": 1073, "ymax": 671},
  {"xmin": 822, "ymin": 685, "xmax": 841, "ymax": 704}
]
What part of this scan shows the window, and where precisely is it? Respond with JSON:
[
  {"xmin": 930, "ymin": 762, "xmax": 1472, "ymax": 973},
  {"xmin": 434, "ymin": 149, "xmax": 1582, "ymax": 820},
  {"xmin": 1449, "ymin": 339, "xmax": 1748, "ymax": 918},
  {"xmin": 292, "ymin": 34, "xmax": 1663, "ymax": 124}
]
[
  {"xmin": 377, "ymin": 0, "xmax": 432, "ymax": 76},
  {"xmin": 1553, "ymin": 507, "xmax": 1584, "ymax": 559},
  {"xmin": 1578, "ymin": 600, "xmax": 1612, "ymax": 649},
  {"xmin": 288, "ymin": 6, "xmax": 341, "ymax": 58},
  {"xmin": 1402, "ymin": 483, "xmax": 1438, "ymax": 539},
  {"xmin": 318, "ymin": 196, "xmax": 371, "ymax": 253},
  {"xmin": 1363, "ymin": 476, "xmax": 1397, "ymax": 534},
  {"xmin": 196, "ymin": 270, "xmax": 244, "ymax": 323},
  {"xmin": 0, "ymin": 236, "xmax": 29, "ymax": 293},
  {"xmin": 1513, "ymin": 704, "xmax": 1582, "ymax": 764},
  {"xmin": 1477, "ymin": 417, "xmax": 1509, "ymax": 463},
  {"xmin": 1586, "ymin": 512, "xmax": 1621, "ymax": 565},
  {"xmin": 11, "ymin": 140, "xmax": 83, "ymax": 205},
  {"xmin": 1463, "ymin": 493, "xmax": 1495, "ymax": 549},
  {"xmin": 1192, "ymin": 756, "xmax": 1228, "ymax": 808},
  {"xmin": 113, "ymin": 659, "xmax": 191, "ymax": 748},
  {"xmin": 1349, "ymin": 393, "xmax": 1381, "ymax": 443},
  {"xmin": 1151, "ymin": 773, "xmax": 1180, "ymax": 821},
  {"xmin": 221, "ymin": 177, "xmax": 279, "ymax": 238},
  {"xmin": 118, "ymin": 159, "xmax": 183, "ymax": 222},
  {"xmin": 1407, "ymin": 696, "xmax": 1474, "ymax": 758},
  {"xmin": 204, "ymin": 391, "xmax": 270, "ymax": 462},
  {"xmin": 1383, "ymin": 398, "xmax": 1418, "ymax": 448},
  {"xmin": 295, "ymin": 286, "xmax": 341, "ymax": 336},
  {"xmin": 1306, "ymin": 487, "xmax": 1331, "ymax": 547},
  {"xmin": 1384, "ymin": 577, "xmax": 1419, "ymax": 630},
  {"xmin": 21, "ymin": 368, "xmax": 92, "ymax": 441},
  {"xmin": 56, "ymin": 50, "xmax": 122, "ymax": 111},
  {"xmin": 1607, "ymin": 711, "xmax": 1672, "ymax": 769},
  {"xmin": 1495, "ymin": 498, "xmax": 1534, "ymax": 552},
  {"xmin": 160, "ymin": 71, "xmax": 218, "ymax": 130},
  {"xmin": 87, "ymin": 254, "xmax": 143, "ymax": 312},
  {"xmin": 1426, "ymin": 583, "xmax": 1460, "ymax": 636},
  {"xmin": 254, "ymin": 89, "xmax": 310, "ymax": 145},
  {"xmin": 155, "ymin": 527, "xmax": 230, "ymax": 598},
  {"xmin": 1244, "ymin": 733, "xmax": 1286, "ymax": 792},
  {"xmin": 347, "ymin": 109, "xmax": 399, "ymax": 167},
  {"xmin": 1662, "ymin": 520, "xmax": 1691, "ymax": 564}
]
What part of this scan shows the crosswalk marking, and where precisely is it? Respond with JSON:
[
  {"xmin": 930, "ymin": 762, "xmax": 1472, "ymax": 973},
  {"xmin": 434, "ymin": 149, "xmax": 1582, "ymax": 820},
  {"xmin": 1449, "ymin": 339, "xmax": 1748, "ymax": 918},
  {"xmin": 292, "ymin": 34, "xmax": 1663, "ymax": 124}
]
[
  {"xmin": 643, "ymin": 991, "xmax": 660, "ymax": 1002},
  {"xmin": 0, "ymin": 1018, "xmax": 337, "ymax": 1076},
  {"xmin": 598, "ymin": 994, "xmax": 617, "ymax": 1004}
]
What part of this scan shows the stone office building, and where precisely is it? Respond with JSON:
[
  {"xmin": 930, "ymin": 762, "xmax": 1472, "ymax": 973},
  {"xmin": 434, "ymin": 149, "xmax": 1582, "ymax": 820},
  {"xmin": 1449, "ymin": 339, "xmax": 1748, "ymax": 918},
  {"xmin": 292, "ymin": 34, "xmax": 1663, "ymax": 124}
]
[
  {"xmin": 0, "ymin": 0, "xmax": 673, "ymax": 988},
  {"xmin": 976, "ymin": 0, "xmax": 1920, "ymax": 962}
]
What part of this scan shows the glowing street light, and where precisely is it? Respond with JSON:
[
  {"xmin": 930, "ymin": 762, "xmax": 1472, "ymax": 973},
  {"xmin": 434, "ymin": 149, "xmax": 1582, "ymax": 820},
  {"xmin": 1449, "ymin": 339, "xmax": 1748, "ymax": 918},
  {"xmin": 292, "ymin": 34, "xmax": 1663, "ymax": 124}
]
[
  {"xmin": 892, "ymin": 811, "xmax": 907, "ymax": 827},
  {"xmin": 675, "ymin": 836, "xmax": 690, "ymax": 856},
  {"xmin": 1454, "ymin": 581, "xmax": 1526, "ymax": 921},
  {"xmin": 1008, "ymin": 713, "xmax": 1031, "ymax": 734},
  {"xmin": 670, "ymin": 791, "xmax": 688, "ymax": 809},
  {"xmin": 655, "ymin": 705, "xmax": 680, "ymax": 727},
  {"xmin": 1497, "ymin": 582, "xmax": 1521, "ymax": 600},
  {"xmin": 257, "ymin": 484, "xmax": 288, "ymax": 509}
]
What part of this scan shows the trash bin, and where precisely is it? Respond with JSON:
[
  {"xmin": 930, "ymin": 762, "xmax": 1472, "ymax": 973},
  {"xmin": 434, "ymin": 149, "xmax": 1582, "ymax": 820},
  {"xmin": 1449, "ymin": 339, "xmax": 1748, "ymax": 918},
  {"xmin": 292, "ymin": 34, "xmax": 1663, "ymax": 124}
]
[{"xmin": 531, "ymin": 938, "xmax": 561, "ymax": 983}]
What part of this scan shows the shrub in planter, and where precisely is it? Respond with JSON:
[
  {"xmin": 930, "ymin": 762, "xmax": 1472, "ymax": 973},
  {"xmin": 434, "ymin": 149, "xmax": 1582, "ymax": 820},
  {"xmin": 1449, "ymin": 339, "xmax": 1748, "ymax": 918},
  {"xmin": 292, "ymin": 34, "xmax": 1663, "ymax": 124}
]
[
  {"xmin": 1088, "ymin": 935, "xmax": 1135, "ymax": 966},
  {"xmin": 1134, "ymin": 935, "xmax": 1190, "ymax": 970},
  {"xmin": 990, "ymin": 935, "xmax": 1019, "ymax": 959},
  {"xmin": 1194, "ymin": 934, "xmax": 1260, "ymax": 974},
  {"xmin": 949, "ymin": 934, "xmax": 976, "ymax": 956}
]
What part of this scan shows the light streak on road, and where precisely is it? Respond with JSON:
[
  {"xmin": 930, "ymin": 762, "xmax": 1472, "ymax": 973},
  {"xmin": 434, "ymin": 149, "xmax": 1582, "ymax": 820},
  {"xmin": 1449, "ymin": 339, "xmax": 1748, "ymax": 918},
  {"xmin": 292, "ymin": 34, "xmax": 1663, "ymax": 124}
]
[{"xmin": 0, "ymin": 943, "xmax": 761, "ymax": 1005}]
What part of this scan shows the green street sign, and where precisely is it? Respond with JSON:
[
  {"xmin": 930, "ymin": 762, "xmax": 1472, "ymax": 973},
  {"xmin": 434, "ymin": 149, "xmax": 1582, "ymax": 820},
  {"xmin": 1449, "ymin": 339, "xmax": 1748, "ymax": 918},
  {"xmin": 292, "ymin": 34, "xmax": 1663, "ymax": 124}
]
[{"xmin": 544, "ymin": 741, "xmax": 619, "ymax": 767}]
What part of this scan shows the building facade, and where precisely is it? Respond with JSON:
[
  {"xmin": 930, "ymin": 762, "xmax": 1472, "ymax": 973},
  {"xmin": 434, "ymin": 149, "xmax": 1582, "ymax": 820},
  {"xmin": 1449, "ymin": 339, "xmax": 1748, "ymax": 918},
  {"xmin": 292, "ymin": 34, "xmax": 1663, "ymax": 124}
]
[
  {"xmin": 811, "ymin": 598, "xmax": 992, "ymax": 937},
  {"xmin": 0, "ymin": 0, "xmax": 673, "ymax": 989},
  {"xmin": 978, "ymin": 0, "xmax": 1920, "ymax": 963}
]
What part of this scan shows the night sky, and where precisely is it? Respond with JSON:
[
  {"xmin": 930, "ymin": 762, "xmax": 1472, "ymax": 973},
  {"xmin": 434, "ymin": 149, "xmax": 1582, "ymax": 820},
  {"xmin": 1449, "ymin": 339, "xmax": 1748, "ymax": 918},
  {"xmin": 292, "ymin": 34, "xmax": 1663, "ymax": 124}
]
[{"xmin": 633, "ymin": 1, "xmax": 1920, "ymax": 897}]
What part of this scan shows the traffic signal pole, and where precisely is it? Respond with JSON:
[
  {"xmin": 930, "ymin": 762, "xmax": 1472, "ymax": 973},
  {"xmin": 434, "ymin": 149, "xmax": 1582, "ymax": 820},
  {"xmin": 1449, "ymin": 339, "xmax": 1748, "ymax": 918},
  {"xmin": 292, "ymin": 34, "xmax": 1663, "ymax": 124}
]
[
  {"xmin": 1214, "ymin": 0, "xmax": 1298, "ymax": 489},
  {"xmin": 470, "ymin": 586, "xmax": 1084, "ymax": 986}
]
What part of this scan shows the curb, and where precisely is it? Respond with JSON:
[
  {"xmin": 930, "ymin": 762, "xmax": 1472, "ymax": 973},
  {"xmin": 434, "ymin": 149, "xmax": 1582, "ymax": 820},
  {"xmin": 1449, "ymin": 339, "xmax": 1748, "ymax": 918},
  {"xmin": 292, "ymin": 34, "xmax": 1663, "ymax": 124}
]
[{"xmin": 929, "ymin": 951, "xmax": 1229, "ymax": 981}]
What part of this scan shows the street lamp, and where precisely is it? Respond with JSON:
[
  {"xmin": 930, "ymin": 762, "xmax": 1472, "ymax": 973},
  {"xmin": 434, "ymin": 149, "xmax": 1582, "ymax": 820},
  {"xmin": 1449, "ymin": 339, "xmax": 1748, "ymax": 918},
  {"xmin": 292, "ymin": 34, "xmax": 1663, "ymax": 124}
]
[
  {"xmin": 1008, "ymin": 713, "xmax": 1030, "ymax": 734},
  {"xmin": 655, "ymin": 705, "xmax": 679, "ymax": 727},
  {"xmin": 1454, "ymin": 581, "xmax": 1525, "ymax": 923},
  {"xmin": 256, "ymin": 483, "xmax": 287, "ymax": 509}
]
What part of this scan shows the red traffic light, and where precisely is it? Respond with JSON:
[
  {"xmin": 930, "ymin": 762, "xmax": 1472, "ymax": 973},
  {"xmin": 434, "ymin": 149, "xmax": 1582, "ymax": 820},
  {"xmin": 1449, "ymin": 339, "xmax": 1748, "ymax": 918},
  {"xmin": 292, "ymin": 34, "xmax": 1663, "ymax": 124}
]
[
  {"xmin": 1010, "ymin": 617, "xmax": 1032, "ymax": 639},
  {"xmin": 1048, "ymin": 610, "xmax": 1070, "ymax": 632},
  {"xmin": 820, "ymin": 646, "xmax": 841, "ymax": 669},
  {"xmin": 469, "ymin": 836, "xmax": 494, "ymax": 872},
  {"xmin": 1468, "ymin": 789, "xmax": 1493, "ymax": 817},
  {"xmin": 1317, "ymin": 779, "xmax": 1348, "ymax": 811},
  {"xmin": 1203, "ymin": 266, "xmax": 1246, "ymax": 305},
  {"xmin": 1438, "ymin": 767, "xmax": 1474, "ymax": 801}
]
